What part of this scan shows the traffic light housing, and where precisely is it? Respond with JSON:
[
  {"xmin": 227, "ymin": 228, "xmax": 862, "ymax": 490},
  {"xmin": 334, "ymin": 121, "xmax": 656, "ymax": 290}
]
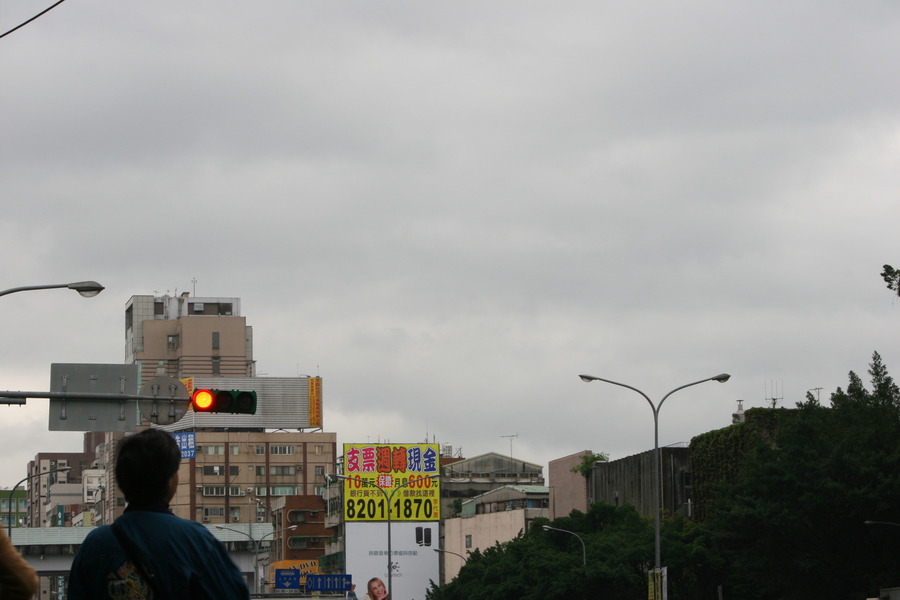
[{"xmin": 191, "ymin": 389, "xmax": 257, "ymax": 414}]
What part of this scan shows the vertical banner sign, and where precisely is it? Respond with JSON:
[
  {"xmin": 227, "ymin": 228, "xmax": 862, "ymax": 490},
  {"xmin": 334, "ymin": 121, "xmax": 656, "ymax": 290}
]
[
  {"xmin": 308, "ymin": 377, "xmax": 322, "ymax": 427},
  {"xmin": 342, "ymin": 443, "xmax": 440, "ymax": 521},
  {"xmin": 173, "ymin": 432, "xmax": 196, "ymax": 459}
]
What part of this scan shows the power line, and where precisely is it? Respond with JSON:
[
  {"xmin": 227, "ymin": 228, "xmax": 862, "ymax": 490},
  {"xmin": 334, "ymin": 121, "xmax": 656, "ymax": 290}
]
[{"xmin": 0, "ymin": 0, "xmax": 69, "ymax": 40}]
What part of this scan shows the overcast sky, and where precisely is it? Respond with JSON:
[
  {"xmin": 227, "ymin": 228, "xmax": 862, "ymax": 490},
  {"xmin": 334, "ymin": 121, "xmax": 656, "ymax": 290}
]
[{"xmin": 1, "ymin": 1, "xmax": 898, "ymax": 488}]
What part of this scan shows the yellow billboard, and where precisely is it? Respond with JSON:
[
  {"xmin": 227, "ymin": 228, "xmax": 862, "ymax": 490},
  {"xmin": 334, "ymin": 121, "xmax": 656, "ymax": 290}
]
[{"xmin": 342, "ymin": 443, "xmax": 440, "ymax": 522}]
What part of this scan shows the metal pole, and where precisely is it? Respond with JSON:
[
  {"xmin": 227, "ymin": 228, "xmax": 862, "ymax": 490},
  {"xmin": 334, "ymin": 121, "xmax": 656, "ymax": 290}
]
[
  {"xmin": 8, "ymin": 467, "xmax": 71, "ymax": 538},
  {"xmin": 579, "ymin": 373, "xmax": 729, "ymax": 572}
]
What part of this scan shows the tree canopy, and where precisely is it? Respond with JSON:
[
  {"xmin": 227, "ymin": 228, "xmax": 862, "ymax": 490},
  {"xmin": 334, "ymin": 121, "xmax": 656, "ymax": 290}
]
[{"xmin": 428, "ymin": 352, "xmax": 900, "ymax": 599}]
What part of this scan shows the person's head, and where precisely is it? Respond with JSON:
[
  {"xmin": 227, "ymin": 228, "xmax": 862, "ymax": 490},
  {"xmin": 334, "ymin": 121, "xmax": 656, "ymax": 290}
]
[
  {"xmin": 367, "ymin": 577, "xmax": 387, "ymax": 600},
  {"xmin": 115, "ymin": 428, "xmax": 181, "ymax": 505}
]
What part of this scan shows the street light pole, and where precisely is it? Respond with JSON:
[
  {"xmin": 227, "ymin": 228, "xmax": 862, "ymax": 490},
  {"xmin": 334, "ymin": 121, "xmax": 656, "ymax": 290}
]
[
  {"xmin": 7, "ymin": 467, "xmax": 72, "ymax": 537},
  {"xmin": 332, "ymin": 473, "xmax": 440, "ymax": 600},
  {"xmin": 215, "ymin": 524, "xmax": 297, "ymax": 594},
  {"xmin": 542, "ymin": 525, "xmax": 586, "ymax": 566},
  {"xmin": 0, "ymin": 281, "xmax": 104, "ymax": 298},
  {"xmin": 578, "ymin": 372, "xmax": 730, "ymax": 573}
]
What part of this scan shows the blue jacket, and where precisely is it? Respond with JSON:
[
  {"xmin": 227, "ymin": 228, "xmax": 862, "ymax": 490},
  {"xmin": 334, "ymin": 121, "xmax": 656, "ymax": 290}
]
[{"xmin": 68, "ymin": 505, "xmax": 249, "ymax": 600}]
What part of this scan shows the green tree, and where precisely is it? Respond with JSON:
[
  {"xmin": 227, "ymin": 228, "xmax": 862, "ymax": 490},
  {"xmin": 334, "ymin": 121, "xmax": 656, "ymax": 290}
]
[
  {"xmin": 569, "ymin": 452, "xmax": 609, "ymax": 478},
  {"xmin": 427, "ymin": 501, "xmax": 721, "ymax": 600},
  {"xmin": 882, "ymin": 264, "xmax": 900, "ymax": 298},
  {"xmin": 707, "ymin": 352, "xmax": 900, "ymax": 599}
]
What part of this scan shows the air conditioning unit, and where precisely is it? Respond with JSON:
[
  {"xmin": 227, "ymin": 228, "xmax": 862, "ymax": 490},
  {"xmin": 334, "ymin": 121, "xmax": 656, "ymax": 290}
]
[
  {"xmin": 232, "ymin": 516, "xmax": 240, "ymax": 523},
  {"xmin": 196, "ymin": 486, "xmax": 203, "ymax": 493},
  {"xmin": 202, "ymin": 516, "xmax": 210, "ymax": 523},
  {"xmin": 239, "ymin": 491, "xmax": 245, "ymax": 497},
  {"xmin": 297, "ymin": 465, "xmax": 303, "ymax": 471},
  {"xmin": 257, "ymin": 517, "xmax": 265, "ymax": 523}
]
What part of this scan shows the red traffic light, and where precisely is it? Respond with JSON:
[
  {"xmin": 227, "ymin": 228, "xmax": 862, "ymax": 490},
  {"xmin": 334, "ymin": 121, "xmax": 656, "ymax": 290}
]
[
  {"xmin": 192, "ymin": 389, "xmax": 215, "ymax": 411},
  {"xmin": 191, "ymin": 389, "xmax": 257, "ymax": 414}
]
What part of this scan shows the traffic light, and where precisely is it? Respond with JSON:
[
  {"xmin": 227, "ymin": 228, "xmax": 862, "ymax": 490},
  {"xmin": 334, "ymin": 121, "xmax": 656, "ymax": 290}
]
[{"xmin": 191, "ymin": 389, "xmax": 257, "ymax": 414}]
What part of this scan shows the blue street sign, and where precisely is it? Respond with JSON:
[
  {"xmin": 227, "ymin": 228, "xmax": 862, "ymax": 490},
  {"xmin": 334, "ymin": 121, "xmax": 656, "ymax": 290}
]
[
  {"xmin": 275, "ymin": 569, "xmax": 301, "ymax": 590},
  {"xmin": 305, "ymin": 574, "xmax": 352, "ymax": 592}
]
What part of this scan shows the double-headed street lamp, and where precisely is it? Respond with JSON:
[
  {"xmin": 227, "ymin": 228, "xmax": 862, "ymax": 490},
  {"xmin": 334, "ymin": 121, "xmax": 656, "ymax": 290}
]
[
  {"xmin": 0, "ymin": 281, "xmax": 104, "ymax": 299},
  {"xmin": 7, "ymin": 466, "xmax": 72, "ymax": 537},
  {"xmin": 215, "ymin": 524, "xmax": 297, "ymax": 594},
  {"xmin": 542, "ymin": 525, "xmax": 586, "ymax": 566},
  {"xmin": 331, "ymin": 472, "xmax": 441, "ymax": 600},
  {"xmin": 578, "ymin": 372, "xmax": 730, "ymax": 573}
]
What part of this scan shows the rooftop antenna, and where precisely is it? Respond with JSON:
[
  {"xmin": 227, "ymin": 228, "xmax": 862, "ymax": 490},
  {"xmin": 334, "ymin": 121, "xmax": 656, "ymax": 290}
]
[
  {"xmin": 765, "ymin": 381, "xmax": 783, "ymax": 408},
  {"xmin": 808, "ymin": 387, "xmax": 822, "ymax": 402},
  {"xmin": 501, "ymin": 433, "xmax": 518, "ymax": 467},
  {"xmin": 191, "ymin": 278, "xmax": 197, "ymax": 296}
]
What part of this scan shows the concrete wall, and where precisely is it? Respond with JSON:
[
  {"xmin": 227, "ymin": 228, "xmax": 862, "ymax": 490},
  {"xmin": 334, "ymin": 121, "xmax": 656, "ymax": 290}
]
[{"xmin": 548, "ymin": 450, "xmax": 591, "ymax": 520}]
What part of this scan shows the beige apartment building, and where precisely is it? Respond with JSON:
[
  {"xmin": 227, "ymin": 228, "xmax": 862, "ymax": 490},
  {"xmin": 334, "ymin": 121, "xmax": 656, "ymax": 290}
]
[{"xmin": 125, "ymin": 293, "xmax": 254, "ymax": 381}]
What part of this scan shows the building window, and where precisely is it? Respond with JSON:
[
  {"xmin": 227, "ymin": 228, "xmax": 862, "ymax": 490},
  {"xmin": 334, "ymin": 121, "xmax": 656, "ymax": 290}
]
[
  {"xmin": 203, "ymin": 486, "xmax": 226, "ymax": 496},
  {"xmin": 256, "ymin": 446, "xmax": 266, "ymax": 455},
  {"xmin": 314, "ymin": 445, "xmax": 324, "ymax": 455},
  {"xmin": 202, "ymin": 466, "xmax": 224, "ymax": 476},
  {"xmin": 230, "ymin": 507, "xmax": 241, "ymax": 520},
  {"xmin": 167, "ymin": 335, "xmax": 180, "ymax": 351},
  {"xmin": 315, "ymin": 466, "xmax": 325, "ymax": 476},
  {"xmin": 288, "ymin": 537, "xmax": 308, "ymax": 550},
  {"xmin": 212, "ymin": 357, "xmax": 220, "ymax": 375},
  {"xmin": 270, "ymin": 466, "xmax": 296, "ymax": 476},
  {"xmin": 204, "ymin": 507, "xmax": 225, "ymax": 517},
  {"xmin": 314, "ymin": 486, "xmax": 325, "ymax": 496},
  {"xmin": 287, "ymin": 510, "xmax": 306, "ymax": 524},
  {"xmin": 230, "ymin": 445, "xmax": 240, "ymax": 455},
  {"xmin": 256, "ymin": 487, "xmax": 267, "ymax": 497},
  {"xmin": 229, "ymin": 486, "xmax": 242, "ymax": 496},
  {"xmin": 270, "ymin": 486, "xmax": 296, "ymax": 496},
  {"xmin": 200, "ymin": 445, "xmax": 224, "ymax": 455},
  {"xmin": 270, "ymin": 446, "xmax": 295, "ymax": 455},
  {"xmin": 465, "ymin": 535, "xmax": 472, "ymax": 549},
  {"xmin": 230, "ymin": 466, "xmax": 239, "ymax": 476},
  {"xmin": 212, "ymin": 332, "xmax": 220, "ymax": 350},
  {"xmin": 256, "ymin": 466, "xmax": 266, "ymax": 476}
]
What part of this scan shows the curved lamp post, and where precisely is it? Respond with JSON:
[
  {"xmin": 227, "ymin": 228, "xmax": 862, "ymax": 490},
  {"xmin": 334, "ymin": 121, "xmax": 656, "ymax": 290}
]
[
  {"xmin": 542, "ymin": 525, "xmax": 586, "ymax": 566},
  {"xmin": 0, "ymin": 281, "xmax": 104, "ymax": 299},
  {"xmin": 215, "ymin": 524, "xmax": 297, "ymax": 593},
  {"xmin": 7, "ymin": 467, "xmax": 72, "ymax": 537},
  {"xmin": 332, "ymin": 473, "xmax": 440, "ymax": 600},
  {"xmin": 578, "ymin": 372, "xmax": 730, "ymax": 572}
]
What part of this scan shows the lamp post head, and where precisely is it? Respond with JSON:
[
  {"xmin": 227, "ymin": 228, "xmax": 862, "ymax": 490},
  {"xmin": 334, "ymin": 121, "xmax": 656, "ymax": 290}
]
[
  {"xmin": 578, "ymin": 375, "xmax": 597, "ymax": 383},
  {"xmin": 68, "ymin": 281, "xmax": 104, "ymax": 298},
  {"xmin": 711, "ymin": 373, "xmax": 731, "ymax": 383}
]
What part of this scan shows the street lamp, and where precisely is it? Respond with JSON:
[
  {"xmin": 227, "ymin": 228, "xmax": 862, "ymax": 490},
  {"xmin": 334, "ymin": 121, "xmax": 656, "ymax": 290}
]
[
  {"xmin": 331, "ymin": 473, "xmax": 441, "ymax": 600},
  {"xmin": 215, "ymin": 524, "xmax": 298, "ymax": 594},
  {"xmin": 433, "ymin": 547, "xmax": 467, "ymax": 562},
  {"xmin": 7, "ymin": 467, "xmax": 72, "ymax": 537},
  {"xmin": 865, "ymin": 521, "xmax": 900, "ymax": 529},
  {"xmin": 0, "ymin": 281, "xmax": 105, "ymax": 298},
  {"xmin": 542, "ymin": 525, "xmax": 586, "ymax": 566},
  {"xmin": 578, "ymin": 372, "xmax": 730, "ymax": 573}
]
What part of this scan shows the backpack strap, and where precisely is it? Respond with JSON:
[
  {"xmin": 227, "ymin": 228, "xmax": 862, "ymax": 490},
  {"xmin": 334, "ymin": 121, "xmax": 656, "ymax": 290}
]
[{"xmin": 110, "ymin": 523, "xmax": 168, "ymax": 600}]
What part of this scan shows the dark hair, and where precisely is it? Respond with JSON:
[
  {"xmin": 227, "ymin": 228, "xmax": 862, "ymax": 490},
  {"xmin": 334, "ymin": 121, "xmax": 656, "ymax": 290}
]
[{"xmin": 115, "ymin": 429, "xmax": 181, "ymax": 504}]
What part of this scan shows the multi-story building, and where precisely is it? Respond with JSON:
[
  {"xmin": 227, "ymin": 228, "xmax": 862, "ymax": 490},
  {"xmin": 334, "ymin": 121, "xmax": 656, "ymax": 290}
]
[
  {"xmin": 26, "ymin": 432, "xmax": 101, "ymax": 528},
  {"xmin": 125, "ymin": 293, "xmax": 255, "ymax": 381},
  {"xmin": 441, "ymin": 484, "xmax": 549, "ymax": 583},
  {"xmin": 1, "ymin": 489, "xmax": 28, "ymax": 530}
]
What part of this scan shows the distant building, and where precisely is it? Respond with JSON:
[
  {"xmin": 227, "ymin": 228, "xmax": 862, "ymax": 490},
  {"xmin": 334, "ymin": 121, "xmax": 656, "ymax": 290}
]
[
  {"xmin": 547, "ymin": 450, "xmax": 593, "ymax": 520},
  {"xmin": 1, "ymin": 489, "xmax": 28, "ymax": 530},
  {"xmin": 125, "ymin": 293, "xmax": 254, "ymax": 380},
  {"xmin": 587, "ymin": 445, "xmax": 693, "ymax": 518},
  {"xmin": 440, "ymin": 452, "xmax": 544, "ymax": 517},
  {"xmin": 441, "ymin": 485, "xmax": 549, "ymax": 584}
]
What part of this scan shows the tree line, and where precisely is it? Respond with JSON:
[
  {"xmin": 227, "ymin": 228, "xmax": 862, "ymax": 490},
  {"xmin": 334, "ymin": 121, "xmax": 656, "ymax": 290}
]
[{"xmin": 427, "ymin": 352, "xmax": 900, "ymax": 600}]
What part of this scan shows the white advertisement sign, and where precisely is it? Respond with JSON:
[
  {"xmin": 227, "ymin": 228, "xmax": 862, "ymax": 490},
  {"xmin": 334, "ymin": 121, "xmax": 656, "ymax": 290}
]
[{"xmin": 345, "ymin": 521, "xmax": 439, "ymax": 600}]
